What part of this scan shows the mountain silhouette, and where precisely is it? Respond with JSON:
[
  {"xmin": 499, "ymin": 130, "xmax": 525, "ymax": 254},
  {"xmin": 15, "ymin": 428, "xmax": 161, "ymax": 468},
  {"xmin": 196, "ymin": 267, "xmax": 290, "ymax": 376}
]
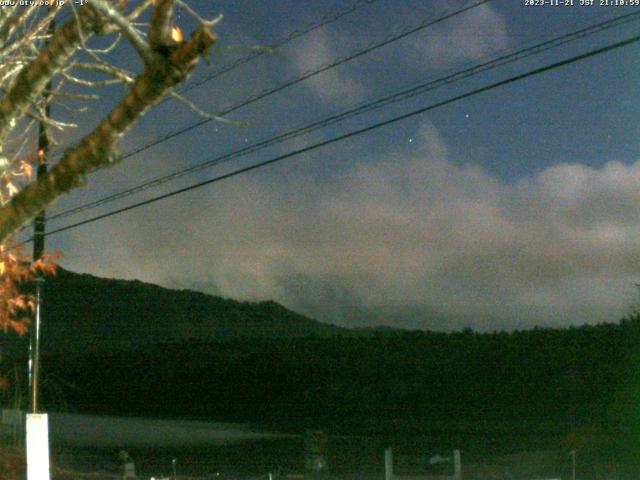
[{"xmin": 36, "ymin": 267, "xmax": 348, "ymax": 352}]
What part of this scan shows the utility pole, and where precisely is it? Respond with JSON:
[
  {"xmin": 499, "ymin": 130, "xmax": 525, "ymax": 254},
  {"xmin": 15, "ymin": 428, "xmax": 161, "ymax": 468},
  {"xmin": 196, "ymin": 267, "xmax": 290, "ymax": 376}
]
[
  {"xmin": 26, "ymin": 69, "xmax": 52, "ymax": 480},
  {"xmin": 26, "ymin": 14, "xmax": 54, "ymax": 480},
  {"xmin": 25, "ymin": 105, "xmax": 51, "ymax": 479},
  {"xmin": 570, "ymin": 450, "xmax": 576, "ymax": 480},
  {"xmin": 28, "ymin": 73, "xmax": 50, "ymax": 415},
  {"xmin": 28, "ymin": 6, "xmax": 55, "ymax": 416}
]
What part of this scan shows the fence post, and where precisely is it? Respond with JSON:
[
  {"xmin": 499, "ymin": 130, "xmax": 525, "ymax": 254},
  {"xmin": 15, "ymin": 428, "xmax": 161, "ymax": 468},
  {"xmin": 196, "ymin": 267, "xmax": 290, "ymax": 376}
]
[
  {"xmin": 453, "ymin": 449, "xmax": 462, "ymax": 480},
  {"xmin": 385, "ymin": 447, "xmax": 393, "ymax": 480}
]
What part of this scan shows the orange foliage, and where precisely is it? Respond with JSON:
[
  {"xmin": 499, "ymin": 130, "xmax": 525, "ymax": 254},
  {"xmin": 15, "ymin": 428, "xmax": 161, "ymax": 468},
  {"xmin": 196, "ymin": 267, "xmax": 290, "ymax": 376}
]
[
  {"xmin": 0, "ymin": 236, "xmax": 58, "ymax": 387},
  {"xmin": 0, "ymin": 151, "xmax": 62, "ymax": 383},
  {"xmin": 19, "ymin": 160, "xmax": 33, "ymax": 179},
  {"xmin": 171, "ymin": 25, "xmax": 184, "ymax": 43},
  {"xmin": 0, "ymin": 153, "xmax": 36, "ymax": 204},
  {"xmin": 0, "ymin": 239, "xmax": 59, "ymax": 335}
]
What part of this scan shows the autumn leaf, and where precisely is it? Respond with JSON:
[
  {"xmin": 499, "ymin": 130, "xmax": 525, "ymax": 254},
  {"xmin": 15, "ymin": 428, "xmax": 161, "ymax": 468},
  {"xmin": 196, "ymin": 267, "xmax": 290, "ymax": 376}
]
[
  {"xmin": 9, "ymin": 296, "xmax": 27, "ymax": 310},
  {"xmin": 171, "ymin": 26, "xmax": 184, "ymax": 43},
  {"xmin": 8, "ymin": 319, "xmax": 29, "ymax": 336},
  {"xmin": 19, "ymin": 160, "xmax": 33, "ymax": 179},
  {"xmin": 6, "ymin": 181, "xmax": 18, "ymax": 197}
]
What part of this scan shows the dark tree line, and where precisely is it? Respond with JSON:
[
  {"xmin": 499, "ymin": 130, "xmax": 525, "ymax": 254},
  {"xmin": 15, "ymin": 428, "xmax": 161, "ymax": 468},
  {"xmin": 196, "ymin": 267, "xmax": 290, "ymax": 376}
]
[{"xmin": 21, "ymin": 315, "xmax": 639, "ymax": 455}]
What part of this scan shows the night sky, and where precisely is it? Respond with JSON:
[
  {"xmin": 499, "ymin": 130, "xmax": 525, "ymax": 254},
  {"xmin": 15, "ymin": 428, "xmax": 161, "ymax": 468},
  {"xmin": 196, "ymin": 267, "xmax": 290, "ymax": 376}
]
[{"xmin": 25, "ymin": 0, "xmax": 640, "ymax": 331}]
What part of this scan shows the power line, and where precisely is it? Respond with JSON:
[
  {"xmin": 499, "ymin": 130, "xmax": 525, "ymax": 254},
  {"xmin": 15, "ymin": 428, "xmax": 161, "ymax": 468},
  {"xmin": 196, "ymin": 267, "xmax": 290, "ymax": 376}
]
[
  {"xmin": 46, "ymin": 9, "xmax": 640, "ymax": 223},
  {"xmin": 49, "ymin": 0, "xmax": 492, "ymax": 164},
  {"xmin": 178, "ymin": 0, "xmax": 379, "ymax": 94},
  {"xmin": 44, "ymin": 0, "xmax": 380, "ymax": 161},
  {"xmin": 29, "ymin": 32, "xmax": 640, "ymax": 242}
]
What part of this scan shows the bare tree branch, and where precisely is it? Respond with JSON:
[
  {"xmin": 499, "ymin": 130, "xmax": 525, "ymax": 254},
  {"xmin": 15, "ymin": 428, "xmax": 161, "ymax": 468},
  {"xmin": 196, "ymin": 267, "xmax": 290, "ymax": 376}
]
[
  {"xmin": 127, "ymin": 0, "xmax": 153, "ymax": 21},
  {"xmin": 149, "ymin": 0, "xmax": 175, "ymax": 50},
  {"xmin": 0, "ymin": 4, "xmax": 40, "ymax": 47},
  {"xmin": 72, "ymin": 61, "xmax": 135, "ymax": 79},
  {"xmin": 61, "ymin": 70, "xmax": 128, "ymax": 87},
  {"xmin": 0, "ymin": 11, "xmax": 93, "ymax": 147},
  {"xmin": 26, "ymin": 110, "xmax": 78, "ymax": 131},
  {"xmin": 50, "ymin": 91, "xmax": 100, "ymax": 101},
  {"xmin": 0, "ymin": 24, "xmax": 217, "ymax": 243},
  {"xmin": 169, "ymin": 90, "xmax": 240, "ymax": 125},
  {"xmin": 88, "ymin": 0, "xmax": 153, "ymax": 64},
  {"xmin": 0, "ymin": 7, "xmax": 57, "ymax": 59},
  {"xmin": 176, "ymin": 0, "xmax": 223, "ymax": 28}
]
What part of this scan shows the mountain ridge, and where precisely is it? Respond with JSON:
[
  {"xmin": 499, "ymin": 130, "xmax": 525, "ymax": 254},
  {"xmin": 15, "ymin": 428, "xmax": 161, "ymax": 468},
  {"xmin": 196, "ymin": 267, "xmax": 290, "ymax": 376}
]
[{"xmin": 33, "ymin": 267, "xmax": 353, "ymax": 353}]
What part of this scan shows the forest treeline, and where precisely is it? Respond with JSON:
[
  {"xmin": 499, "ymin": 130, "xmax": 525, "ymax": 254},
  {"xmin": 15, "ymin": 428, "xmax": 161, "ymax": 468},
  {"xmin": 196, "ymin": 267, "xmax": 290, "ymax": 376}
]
[
  {"xmin": 27, "ymin": 316, "xmax": 640, "ymax": 455},
  {"xmin": 2, "ymin": 268, "xmax": 640, "ymax": 460}
]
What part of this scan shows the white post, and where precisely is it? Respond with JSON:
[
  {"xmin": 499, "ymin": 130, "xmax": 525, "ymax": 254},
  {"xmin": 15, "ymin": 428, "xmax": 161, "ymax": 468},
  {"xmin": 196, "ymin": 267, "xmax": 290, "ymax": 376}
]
[
  {"xmin": 570, "ymin": 450, "xmax": 576, "ymax": 480},
  {"xmin": 26, "ymin": 413, "xmax": 50, "ymax": 480},
  {"xmin": 453, "ymin": 449, "xmax": 461, "ymax": 480},
  {"xmin": 385, "ymin": 447, "xmax": 393, "ymax": 480}
]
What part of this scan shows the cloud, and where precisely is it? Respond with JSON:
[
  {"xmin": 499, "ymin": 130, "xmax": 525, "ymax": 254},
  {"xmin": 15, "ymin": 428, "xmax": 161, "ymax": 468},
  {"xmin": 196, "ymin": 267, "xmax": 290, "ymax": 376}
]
[
  {"xmin": 405, "ymin": 2, "xmax": 510, "ymax": 69},
  {"xmin": 283, "ymin": 3, "xmax": 510, "ymax": 105},
  {"xmin": 287, "ymin": 28, "xmax": 368, "ymax": 105},
  {"xmin": 61, "ymin": 121, "xmax": 640, "ymax": 332}
]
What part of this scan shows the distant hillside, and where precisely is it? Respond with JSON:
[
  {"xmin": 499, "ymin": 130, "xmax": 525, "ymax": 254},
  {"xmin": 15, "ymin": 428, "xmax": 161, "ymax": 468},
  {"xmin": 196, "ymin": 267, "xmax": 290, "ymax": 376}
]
[
  {"xmin": 2, "ymin": 267, "xmax": 640, "ymax": 464},
  {"xmin": 32, "ymin": 268, "xmax": 348, "ymax": 352}
]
